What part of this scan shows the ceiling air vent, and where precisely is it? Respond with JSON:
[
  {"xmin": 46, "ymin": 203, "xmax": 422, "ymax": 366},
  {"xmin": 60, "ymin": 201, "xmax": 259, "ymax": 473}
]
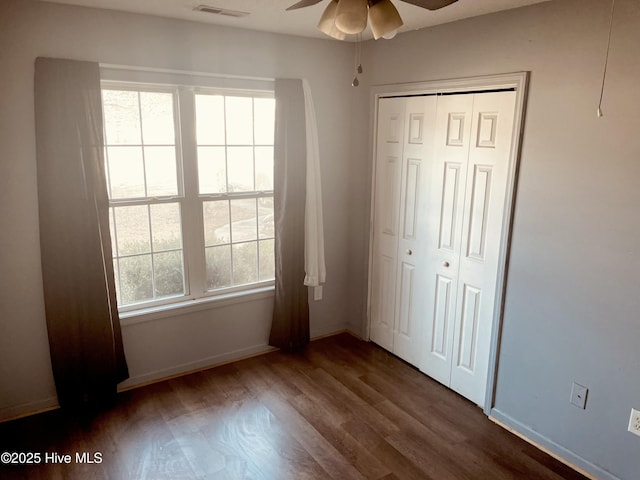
[{"xmin": 194, "ymin": 5, "xmax": 250, "ymax": 18}]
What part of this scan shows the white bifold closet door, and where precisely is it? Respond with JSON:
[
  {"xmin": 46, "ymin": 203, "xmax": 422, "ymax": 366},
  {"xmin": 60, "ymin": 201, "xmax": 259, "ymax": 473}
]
[
  {"xmin": 419, "ymin": 91, "xmax": 516, "ymax": 406},
  {"xmin": 370, "ymin": 91, "xmax": 516, "ymax": 407},
  {"xmin": 369, "ymin": 95, "xmax": 436, "ymax": 367}
]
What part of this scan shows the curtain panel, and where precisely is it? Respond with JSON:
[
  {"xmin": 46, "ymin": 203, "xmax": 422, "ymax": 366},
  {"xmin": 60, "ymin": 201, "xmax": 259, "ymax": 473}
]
[
  {"xmin": 270, "ymin": 79, "xmax": 310, "ymax": 352},
  {"xmin": 269, "ymin": 79, "xmax": 326, "ymax": 352},
  {"xmin": 34, "ymin": 57, "xmax": 128, "ymax": 409},
  {"xmin": 302, "ymin": 79, "xmax": 326, "ymax": 288}
]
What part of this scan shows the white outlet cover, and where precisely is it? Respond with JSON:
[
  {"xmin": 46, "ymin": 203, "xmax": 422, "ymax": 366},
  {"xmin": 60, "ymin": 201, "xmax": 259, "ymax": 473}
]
[
  {"xmin": 570, "ymin": 382, "xmax": 588, "ymax": 409},
  {"xmin": 628, "ymin": 408, "xmax": 640, "ymax": 437}
]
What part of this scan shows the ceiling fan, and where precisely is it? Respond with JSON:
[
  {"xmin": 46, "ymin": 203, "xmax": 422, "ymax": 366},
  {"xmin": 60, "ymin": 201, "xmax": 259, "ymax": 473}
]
[{"xmin": 287, "ymin": 0, "xmax": 459, "ymax": 40}]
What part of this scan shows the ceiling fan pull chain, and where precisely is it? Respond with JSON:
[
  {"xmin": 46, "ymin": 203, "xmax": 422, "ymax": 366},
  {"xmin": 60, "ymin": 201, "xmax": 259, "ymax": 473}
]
[
  {"xmin": 597, "ymin": 0, "xmax": 616, "ymax": 118},
  {"xmin": 357, "ymin": 32, "xmax": 363, "ymax": 73},
  {"xmin": 352, "ymin": 33, "xmax": 363, "ymax": 87}
]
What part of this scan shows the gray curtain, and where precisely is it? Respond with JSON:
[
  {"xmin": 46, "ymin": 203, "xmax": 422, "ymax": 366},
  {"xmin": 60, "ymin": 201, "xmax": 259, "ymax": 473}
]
[
  {"xmin": 269, "ymin": 79, "xmax": 310, "ymax": 352},
  {"xmin": 34, "ymin": 57, "xmax": 129, "ymax": 409}
]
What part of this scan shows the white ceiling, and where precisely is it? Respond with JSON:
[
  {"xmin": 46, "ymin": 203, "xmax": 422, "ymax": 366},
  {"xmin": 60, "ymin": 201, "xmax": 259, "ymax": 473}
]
[{"xmin": 41, "ymin": 0, "xmax": 551, "ymax": 41}]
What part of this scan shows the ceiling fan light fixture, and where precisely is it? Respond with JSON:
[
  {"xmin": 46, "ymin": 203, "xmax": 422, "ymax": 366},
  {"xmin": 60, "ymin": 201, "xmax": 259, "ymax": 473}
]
[
  {"xmin": 368, "ymin": 0, "xmax": 404, "ymax": 40},
  {"xmin": 335, "ymin": 0, "xmax": 368, "ymax": 35},
  {"xmin": 289, "ymin": 0, "xmax": 459, "ymax": 41},
  {"xmin": 317, "ymin": 0, "xmax": 347, "ymax": 40},
  {"xmin": 382, "ymin": 28, "xmax": 399, "ymax": 39}
]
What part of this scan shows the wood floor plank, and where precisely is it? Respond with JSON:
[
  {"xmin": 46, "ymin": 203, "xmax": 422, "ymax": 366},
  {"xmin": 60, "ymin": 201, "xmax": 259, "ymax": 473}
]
[
  {"xmin": 303, "ymin": 348, "xmax": 391, "ymax": 405},
  {"xmin": 0, "ymin": 333, "xmax": 590, "ymax": 480},
  {"xmin": 288, "ymin": 392, "xmax": 391, "ymax": 479},
  {"xmin": 269, "ymin": 362, "xmax": 353, "ymax": 426},
  {"xmin": 341, "ymin": 418, "xmax": 435, "ymax": 480},
  {"xmin": 304, "ymin": 367, "xmax": 400, "ymax": 437},
  {"xmin": 258, "ymin": 391, "xmax": 366, "ymax": 480}
]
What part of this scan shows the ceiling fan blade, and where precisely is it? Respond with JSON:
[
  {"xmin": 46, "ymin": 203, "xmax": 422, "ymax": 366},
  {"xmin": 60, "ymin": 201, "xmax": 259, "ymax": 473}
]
[
  {"xmin": 400, "ymin": 0, "xmax": 458, "ymax": 11},
  {"xmin": 286, "ymin": 0, "xmax": 324, "ymax": 11}
]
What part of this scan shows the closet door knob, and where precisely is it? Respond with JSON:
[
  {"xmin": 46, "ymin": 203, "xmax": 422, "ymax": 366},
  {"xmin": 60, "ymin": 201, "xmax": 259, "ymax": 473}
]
[
  {"xmin": 406, "ymin": 249, "xmax": 413, "ymax": 255},
  {"xmin": 442, "ymin": 261, "xmax": 450, "ymax": 267}
]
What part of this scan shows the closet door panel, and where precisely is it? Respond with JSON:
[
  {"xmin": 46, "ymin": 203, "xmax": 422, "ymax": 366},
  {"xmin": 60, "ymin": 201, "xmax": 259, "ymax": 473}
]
[
  {"xmin": 420, "ymin": 94, "xmax": 473, "ymax": 385},
  {"xmin": 393, "ymin": 96, "xmax": 436, "ymax": 366},
  {"xmin": 369, "ymin": 98, "xmax": 405, "ymax": 351},
  {"xmin": 450, "ymin": 91, "xmax": 517, "ymax": 405}
]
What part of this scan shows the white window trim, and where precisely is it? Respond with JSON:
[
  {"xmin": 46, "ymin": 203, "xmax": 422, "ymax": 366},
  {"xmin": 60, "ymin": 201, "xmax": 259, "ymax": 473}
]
[
  {"xmin": 100, "ymin": 64, "xmax": 274, "ymax": 93},
  {"xmin": 101, "ymin": 72, "xmax": 276, "ymax": 317},
  {"xmin": 119, "ymin": 285, "xmax": 274, "ymax": 326}
]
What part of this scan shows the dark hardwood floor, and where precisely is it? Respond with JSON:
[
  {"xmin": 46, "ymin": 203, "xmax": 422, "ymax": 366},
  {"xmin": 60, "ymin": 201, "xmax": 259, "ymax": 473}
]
[{"xmin": 0, "ymin": 333, "xmax": 588, "ymax": 480}]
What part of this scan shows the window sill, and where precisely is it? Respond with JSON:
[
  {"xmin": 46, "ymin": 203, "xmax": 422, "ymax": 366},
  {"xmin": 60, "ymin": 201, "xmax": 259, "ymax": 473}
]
[{"xmin": 119, "ymin": 286, "xmax": 275, "ymax": 326}]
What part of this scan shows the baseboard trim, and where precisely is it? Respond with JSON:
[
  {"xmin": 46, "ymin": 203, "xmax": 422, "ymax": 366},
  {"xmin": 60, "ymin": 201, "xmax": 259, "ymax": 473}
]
[
  {"xmin": 490, "ymin": 409, "xmax": 620, "ymax": 480},
  {"xmin": 310, "ymin": 322, "xmax": 351, "ymax": 340},
  {"xmin": 0, "ymin": 396, "xmax": 59, "ymax": 423},
  {"xmin": 1, "ymin": 329, "xmax": 352, "ymax": 423},
  {"xmin": 118, "ymin": 343, "xmax": 279, "ymax": 391},
  {"xmin": 120, "ymin": 328, "xmax": 351, "ymax": 391},
  {"xmin": 344, "ymin": 328, "xmax": 364, "ymax": 340}
]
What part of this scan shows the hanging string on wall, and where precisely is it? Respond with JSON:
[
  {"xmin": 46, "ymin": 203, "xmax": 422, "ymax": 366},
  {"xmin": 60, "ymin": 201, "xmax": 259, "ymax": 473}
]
[
  {"xmin": 597, "ymin": 0, "xmax": 616, "ymax": 118},
  {"xmin": 352, "ymin": 33, "xmax": 363, "ymax": 87}
]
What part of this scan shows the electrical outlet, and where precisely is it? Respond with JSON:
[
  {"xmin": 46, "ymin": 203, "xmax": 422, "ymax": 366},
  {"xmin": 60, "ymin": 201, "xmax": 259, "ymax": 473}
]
[
  {"xmin": 628, "ymin": 408, "xmax": 640, "ymax": 437},
  {"xmin": 570, "ymin": 382, "xmax": 588, "ymax": 409}
]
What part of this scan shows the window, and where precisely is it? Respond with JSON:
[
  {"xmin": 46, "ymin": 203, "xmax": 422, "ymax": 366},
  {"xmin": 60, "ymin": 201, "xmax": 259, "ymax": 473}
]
[{"xmin": 102, "ymin": 83, "xmax": 275, "ymax": 312}]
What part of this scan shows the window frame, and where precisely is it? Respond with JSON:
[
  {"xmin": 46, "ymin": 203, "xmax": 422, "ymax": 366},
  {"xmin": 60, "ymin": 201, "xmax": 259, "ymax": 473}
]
[{"xmin": 101, "ymin": 79, "xmax": 276, "ymax": 316}]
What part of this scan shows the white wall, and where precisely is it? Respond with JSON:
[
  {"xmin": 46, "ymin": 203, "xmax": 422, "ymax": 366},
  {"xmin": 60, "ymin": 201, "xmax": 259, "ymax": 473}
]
[
  {"xmin": 354, "ymin": 1, "xmax": 640, "ymax": 479},
  {"xmin": 0, "ymin": 0, "xmax": 354, "ymax": 420}
]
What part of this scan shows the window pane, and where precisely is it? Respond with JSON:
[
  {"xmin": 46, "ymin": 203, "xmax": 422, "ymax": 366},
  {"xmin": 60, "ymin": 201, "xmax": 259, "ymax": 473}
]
[
  {"xmin": 104, "ymin": 87, "xmax": 275, "ymax": 307},
  {"xmin": 119, "ymin": 254, "xmax": 153, "ymax": 304},
  {"xmin": 107, "ymin": 146, "xmax": 145, "ymax": 199},
  {"xmin": 254, "ymin": 98, "xmax": 275, "ymax": 145},
  {"xmin": 140, "ymin": 92, "xmax": 175, "ymax": 145},
  {"xmin": 225, "ymin": 96, "xmax": 253, "ymax": 145},
  {"xmin": 255, "ymin": 146, "xmax": 274, "ymax": 191},
  {"xmin": 233, "ymin": 242, "xmax": 257, "ymax": 285},
  {"xmin": 103, "ymin": 90, "xmax": 141, "ymax": 145},
  {"xmin": 206, "ymin": 245, "xmax": 232, "ymax": 290},
  {"xmin": 196, "ymin": 94, "xmax": 225, "ymax": 145},
  {"xmin": 203, "ymin": 200, "xmax": 230, "ymax": 246},
  {"xmin": 150, "ymin": 203, "xmax": 182, "ymax": 251},
  {"xmin": 114, "ymin": 205, "xmax": 150, "ymax": 256},
  {"xmin": 198, "ymin": 146, "xmax": 226, "ymax": 194},
  {"xmin": 231, "ymin": 198, "xmax": 257, "ymax": 243},
  {"xmin": 145, "ymin": 146, "xmax": 178, "ymax": 197},
  {"xmin": 227, "ymin": 146, "xmax": 254, "ymax": 192},
  {"xmin": 259, "ymin": 239, "xmax": 275, "ymax": 281},
  {"xmin": 258, "ymin": 197, "xmax": 274, "ymax": 240},
  {"xmin": 153, "ymin": 251, "xmax": 184, "ymax": 297}
]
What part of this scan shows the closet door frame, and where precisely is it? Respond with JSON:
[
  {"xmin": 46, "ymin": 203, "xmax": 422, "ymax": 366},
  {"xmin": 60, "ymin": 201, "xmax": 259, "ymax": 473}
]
[{"xmin": 366, "ymin": 72, "xmax": 529, "ymax": 415}]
